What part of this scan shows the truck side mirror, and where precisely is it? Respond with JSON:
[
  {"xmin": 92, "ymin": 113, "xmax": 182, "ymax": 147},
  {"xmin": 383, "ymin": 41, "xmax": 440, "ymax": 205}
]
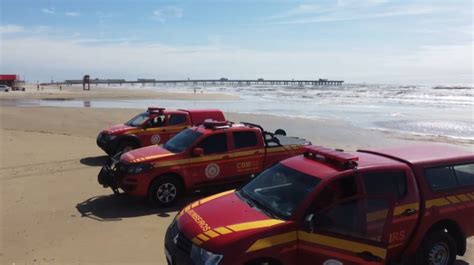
[
  {"xmin": 304, "ymin": 213, "xmax": 316, "ymax": 233},
  {"xmin": 192, "ymin": 148, "xmax": 204, "ymax": 157}
]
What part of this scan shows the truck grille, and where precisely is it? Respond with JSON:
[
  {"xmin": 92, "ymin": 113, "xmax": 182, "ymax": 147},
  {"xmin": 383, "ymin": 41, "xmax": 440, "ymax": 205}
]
[{"xmin": 170, "ymin": 222, "xmax": 193, "ymax": 255}]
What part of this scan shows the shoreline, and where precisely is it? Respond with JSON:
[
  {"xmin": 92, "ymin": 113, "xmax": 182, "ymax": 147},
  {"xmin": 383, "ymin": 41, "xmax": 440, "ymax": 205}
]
[{"xmin": 0, "ymin": 84, "xmax": 240, "ymax": 101}]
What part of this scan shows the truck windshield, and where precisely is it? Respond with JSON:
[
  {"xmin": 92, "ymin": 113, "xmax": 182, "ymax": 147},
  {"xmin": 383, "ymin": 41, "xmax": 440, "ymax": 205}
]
[
  {"xmin": 126, "ymin": 112, "xmax": 149, "ymax": 127},
  {"xmin": 238, "ymin": 164, "xmax": 320, "ymax": 220},
  {"xmin": 163, "ymin": 129, "xmax": 203, "ymax": 153}
]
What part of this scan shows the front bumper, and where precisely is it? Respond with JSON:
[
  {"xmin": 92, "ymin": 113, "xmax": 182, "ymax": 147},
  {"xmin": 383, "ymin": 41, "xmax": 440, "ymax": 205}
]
[
  {"xmin": 165, "ymin": 222, "xmax": 195, "ymax": 265},
  {"xmin": 98, "ymin": 157, "xmax": 143, "ymax": 195},
  {"xmin": 97, "ymin": 156, "xmax": 121, "ymax": 189}
]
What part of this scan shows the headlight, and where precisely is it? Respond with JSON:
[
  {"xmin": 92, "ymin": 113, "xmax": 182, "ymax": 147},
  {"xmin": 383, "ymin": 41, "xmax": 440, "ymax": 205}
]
[
  {"xmin": 190, "ymin": 245, "xmax": 223, "ymax": 265},
  {"xmin": 127, "ymin": 164, "xmax": 153, "ymax": 174}
]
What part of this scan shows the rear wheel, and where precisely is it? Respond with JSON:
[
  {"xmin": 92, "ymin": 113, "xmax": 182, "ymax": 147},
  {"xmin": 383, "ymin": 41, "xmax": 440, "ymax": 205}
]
[
  {"xmin": 416, "ymin": 230, "xmax": 457, "ymax": 265},
  {"xmin": 148, "ymin": 176, "xmax": 183, "ymax": 207}
]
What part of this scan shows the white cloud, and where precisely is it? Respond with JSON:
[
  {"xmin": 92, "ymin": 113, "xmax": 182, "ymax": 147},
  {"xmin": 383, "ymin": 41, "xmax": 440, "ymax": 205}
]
[
  {"xmin": 0, "ymin": 24, "xmax": 25, "ymax": 34},
  {"xmin": 267, "ymin": 2, "xmax": 445, "ymax": 25},
  {"xmin": 65, "ymin": 11, "xmax": 80, "ymax": 17},
  {"xmin": 1, "ymin": 36, "xmax": 471, "ymax": 84},
  {"xmin": 152, "ymin": 6, "xmax": 184, "ymax": 22},
  {"xmin": 41, "ymin": 8, "xmax": 55, "ymax": 14}
]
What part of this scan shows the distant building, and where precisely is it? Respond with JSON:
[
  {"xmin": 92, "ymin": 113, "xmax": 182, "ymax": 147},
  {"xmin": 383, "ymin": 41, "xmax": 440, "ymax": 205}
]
[{"xmin": 0, "ymin": 74, "xmax": 21, "ymax": 87}]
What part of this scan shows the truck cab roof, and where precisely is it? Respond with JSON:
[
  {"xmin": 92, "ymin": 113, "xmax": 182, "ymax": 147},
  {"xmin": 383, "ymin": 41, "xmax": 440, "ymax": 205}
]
[
  {"xmin": 359, "ymin": 144, "xmax": 473, "ymax": 166},
  {"xmin": 281, "ymin": 144, "xmax": 473, "ymax": 181},
  {"xmin": 281, "ymin": 149, "xmax": 407, "ymax": 180}
]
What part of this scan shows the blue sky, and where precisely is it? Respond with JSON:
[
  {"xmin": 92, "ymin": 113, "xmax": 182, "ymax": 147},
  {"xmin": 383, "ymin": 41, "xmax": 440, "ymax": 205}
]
[{"xmin": 1, "ymin": 0, "xmax": 472, "ymax": 84}]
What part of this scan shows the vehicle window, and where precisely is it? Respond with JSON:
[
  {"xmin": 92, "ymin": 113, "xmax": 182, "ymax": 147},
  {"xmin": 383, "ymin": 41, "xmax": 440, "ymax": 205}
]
[
  {"xmin": 316, "ymin": 197, "xmax": 391, "ymax": 243},
  {"xmin": 425, "ymin": 166, "xmax": 458, "ymax": 191},
  {"xmin": 239, "ymin": 163, "xmax": 320, "ymax": 220},
  {"xmin": 168, "ymin": 114, "xmax": 187, "ymax": 126},
  {"xmin": 313, "ymin": 176, "xmax": 358, "ymax": 211},
  {"xmin": 148, "ymin": 115, "xmax": 165, "ymax": 128},
  {"xmin": 163, "ymin": 129, "xmax": 202, "ymax": 153},
  {"xmin": 198, "ymin": 133, "xmax": 228, "ymax": 155},
  {"xmin": 363, "ymin": 171, "xmax": 407, "ymax": 199},
  {"xmin": 233, "ymin": 131, "xmax": 258, "ymax": 149},
  {"xmin": 125, "ymin": 112, "xmax": 149, "ymax": 127},
  {"xmin": 454, "ymin": 164, "xmax": 474, "ymax": 186}
]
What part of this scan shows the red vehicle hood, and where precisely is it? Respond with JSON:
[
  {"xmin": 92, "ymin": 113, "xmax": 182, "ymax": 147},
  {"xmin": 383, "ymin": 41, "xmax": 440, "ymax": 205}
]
[
  {"xmin": 121, "ymin": 145, "xmax": 174, "ymax": 164},
  {"xmin": 176, "ymin": 191, "xmax": 287, "ymax": 251},
  {"xmin": 104, "ymin": 123, "xmax": 136, "ymax": 135}
]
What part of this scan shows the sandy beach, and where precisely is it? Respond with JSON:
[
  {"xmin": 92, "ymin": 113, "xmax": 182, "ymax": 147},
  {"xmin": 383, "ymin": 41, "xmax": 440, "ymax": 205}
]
[{"xmin": 0, "ymin": 87, "xmax": 472, "ymax": 264}]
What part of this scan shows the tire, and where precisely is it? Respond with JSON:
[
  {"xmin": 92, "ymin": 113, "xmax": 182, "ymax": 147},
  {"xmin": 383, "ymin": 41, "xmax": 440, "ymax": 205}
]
[
  {"xmin": 416, "ymin": 230, "xmax": 457, "ymax": 265},
  {"xmin": 148, "ymin": 176, "xmax": 183, "ymax": 207},
  {"xmin": 116, "ymin": 140, "xmax": 139, "ymax": 154}
]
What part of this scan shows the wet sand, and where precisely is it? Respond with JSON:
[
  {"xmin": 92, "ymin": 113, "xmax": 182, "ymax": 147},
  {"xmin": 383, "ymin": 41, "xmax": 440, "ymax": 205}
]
[
  {"xmin": 0, "ymin": 84, "xmax": 239, "ymax": 101},
  {"xmin": 0, "ymin": 96, "xmax": 472, "ymax": 264}
]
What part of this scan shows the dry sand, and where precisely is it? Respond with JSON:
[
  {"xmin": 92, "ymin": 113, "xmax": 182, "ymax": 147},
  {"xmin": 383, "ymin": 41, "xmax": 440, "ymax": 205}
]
[{"xmin": 0, "ymin": 88, "xmax": 472, "ymax": 264}]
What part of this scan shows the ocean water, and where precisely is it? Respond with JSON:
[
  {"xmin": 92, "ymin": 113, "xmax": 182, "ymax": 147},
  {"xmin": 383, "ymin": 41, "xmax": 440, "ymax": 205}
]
[{"xmin": 6, "ymin": 83, "xmax": 474, "ymax": 141}]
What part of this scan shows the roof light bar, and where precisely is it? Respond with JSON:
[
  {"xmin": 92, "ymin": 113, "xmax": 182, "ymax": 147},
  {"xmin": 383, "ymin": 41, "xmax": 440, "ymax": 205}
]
[
  {"xmin": 147, "ymin": 107, "xmax": 165, "ymax": 113},
  {"xmin": 304, "ymin": 145, "xmax": 359, "ymax": 169}
]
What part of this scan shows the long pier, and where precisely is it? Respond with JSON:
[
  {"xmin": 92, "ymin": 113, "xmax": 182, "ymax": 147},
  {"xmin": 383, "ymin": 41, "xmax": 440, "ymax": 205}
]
[{"xmin": 54, "ymin": 78, "xmax": 344, "ymax": 86}]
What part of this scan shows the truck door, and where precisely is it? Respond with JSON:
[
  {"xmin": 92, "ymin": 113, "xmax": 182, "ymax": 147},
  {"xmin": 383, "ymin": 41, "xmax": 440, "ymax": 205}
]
[
  {"xmin": 139, "ymin": 114, "xmax": 167, "ymax": 145},
  {"xmin": 140, "ymin": 114, "xmax": 188, "ymax": 146},
  {"xmin": 188, "ymin": 132, "xmax": 233, "ymax": 184},
  {"xmin": 298, "ymin": 176, "xmax": 394, "ymax": 265},
  {"xmin": 164, "ymin": 113, "xmax": 189, "ymax": 141},
  {"xmin": 229, "ymin": 130, "xmax": 265, "ymax": 180},
  {"xmin": 360, "ymin": 168, "xmax": 420, "ymax": 259}
]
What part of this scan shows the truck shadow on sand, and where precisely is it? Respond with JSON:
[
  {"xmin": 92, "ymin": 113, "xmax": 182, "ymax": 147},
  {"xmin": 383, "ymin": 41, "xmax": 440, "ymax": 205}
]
[
  {"xmin": 75, "ymin": 193, "xmax": 206, "ymax": 222},
  {"xmin": 79, "ymin": 155, "xmax": 109, "ymax": 167}
]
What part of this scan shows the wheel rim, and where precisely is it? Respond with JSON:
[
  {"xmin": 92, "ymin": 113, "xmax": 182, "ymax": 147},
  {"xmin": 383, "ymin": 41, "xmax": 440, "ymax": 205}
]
[
  {"xmin": 429, "ymin": 242, "xmax": 450, "ymax": 265},
  {"xmin": 156, "ymin": 183, "xmax": 177, "ymax": 203}
]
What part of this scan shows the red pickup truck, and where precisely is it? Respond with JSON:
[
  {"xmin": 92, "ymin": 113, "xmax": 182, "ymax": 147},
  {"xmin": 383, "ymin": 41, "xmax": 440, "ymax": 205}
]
[
  {"xmin": 98, "ymin": 121, "xmax": 310, "ymax": 206},
  {"xmin": 96, "ymin": 107, "xmax": 225, "ymax": 155},
  {"xmin": 166, "ymin": 144, "xmax": 474, "ymax": 265}
]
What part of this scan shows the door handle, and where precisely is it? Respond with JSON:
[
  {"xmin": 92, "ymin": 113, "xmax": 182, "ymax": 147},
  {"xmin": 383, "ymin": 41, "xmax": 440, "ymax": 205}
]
[
  {"xmin": 402, "ymin": 208, "xmax": 417, "ymax": 216},
  {"xmin": 357, "ymin": 251, "xmax": 382, "ymax": 262},
  {"xmin": 222, "ymin": 155, "xmax": 230, "ymax": 159}
]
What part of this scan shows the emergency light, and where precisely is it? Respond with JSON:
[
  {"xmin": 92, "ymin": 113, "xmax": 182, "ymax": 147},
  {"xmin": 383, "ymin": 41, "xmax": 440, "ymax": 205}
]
[
  {"xmin": 304, "ymin": 146, "xmax": 359, "ymax": 169},
  {"xmin": 147, "ymin": 107, "xmax": 165, "ymax": 113}
]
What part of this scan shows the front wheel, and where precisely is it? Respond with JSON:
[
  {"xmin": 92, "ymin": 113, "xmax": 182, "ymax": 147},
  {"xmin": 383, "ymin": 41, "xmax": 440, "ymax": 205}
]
[
  {"xmin": 416, "ymin": 230, "xmax": 457, "ymax": 265},
  {"xmin": 148, "ymin": 176, "xmax": 183, "ymax": 207}
]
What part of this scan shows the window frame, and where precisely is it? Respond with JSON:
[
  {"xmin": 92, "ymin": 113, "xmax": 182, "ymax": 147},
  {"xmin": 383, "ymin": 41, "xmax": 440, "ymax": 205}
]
[
  {"xmin": 424, "ymin": 162, "xmax": 474, "ymax": 192},
  {"xmin": 232, "ymin": 130, "xmax": 259, "ymax": 150},
  {"xmin": 197, "ymin": 132, "xmax": 229, "ymax": 155},
  {"xmin": 311, "ymin": 194, "xmax": 395, "ymax": 245},
  {"xmin": 167, "ymin": 114, "xmax": 187, "ymax": 126},
  {"xmin": 361, "ymin": 170, "xmax": 408, "ymax": 200}
]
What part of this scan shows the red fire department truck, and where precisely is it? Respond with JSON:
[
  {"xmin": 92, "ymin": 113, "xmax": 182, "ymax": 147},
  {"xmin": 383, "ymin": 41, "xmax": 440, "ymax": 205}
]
[
  {"xmin": 96, "ymin": 107, "xmax": 225, "ymax": 155},
  {"xmin": 166, "ymin": 144, "xmax": 474, "ymax": 265},
  {"xmin": 98, "ymin": 120, "xmax": 310, "ymax": 206}
]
